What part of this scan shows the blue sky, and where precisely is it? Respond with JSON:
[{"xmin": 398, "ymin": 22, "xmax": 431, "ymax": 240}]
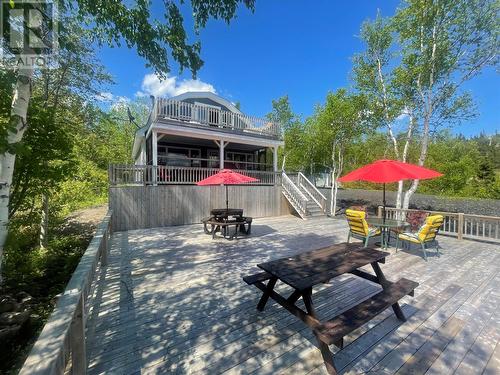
[{"xmin": 99, "ymin": 0, "xmax": 499, "ymax": 137}]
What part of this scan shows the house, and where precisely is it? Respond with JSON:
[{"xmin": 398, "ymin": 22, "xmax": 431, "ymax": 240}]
[
  {"xmin": 130, "ymin": 92, "xmax": 284, "ymax": 184},
  {"xmin": 109, "ymin": 92, "xmax": 326, "ymax": 229}
]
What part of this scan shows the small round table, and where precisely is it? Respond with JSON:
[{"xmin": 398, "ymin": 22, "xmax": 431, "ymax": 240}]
[{"xmin": 366, "ymin": 218, "xmax": 410, "ymax": 249}]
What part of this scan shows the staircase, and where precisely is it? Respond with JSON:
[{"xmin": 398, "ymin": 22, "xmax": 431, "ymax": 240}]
[{"xmin": 281, "ymin": 172, "xmax": 327, "ymax": 219}]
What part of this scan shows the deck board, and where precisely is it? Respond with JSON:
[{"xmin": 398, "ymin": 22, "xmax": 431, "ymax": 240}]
[{"xmin": 85, "ymin": 215, "xmax": 500, "ymax": 374}]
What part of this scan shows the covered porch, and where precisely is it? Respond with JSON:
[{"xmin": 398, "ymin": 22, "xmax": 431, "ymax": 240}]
[{"xmin": 136, "ymin": 121, "xmax": 283, "ymax": 172}]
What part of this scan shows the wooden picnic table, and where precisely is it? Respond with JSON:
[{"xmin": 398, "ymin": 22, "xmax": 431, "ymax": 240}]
[
  {"xmin": 210, "ymin": 208, "xmax": 243, "ymax": 219},
  {"xmin": 243, "ymin": 242, "xmax": 418, "ymax": 375}
]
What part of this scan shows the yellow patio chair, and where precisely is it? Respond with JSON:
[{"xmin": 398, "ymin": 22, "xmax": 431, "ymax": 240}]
[
  {"xmin": 346, "ymin": 209, "xmax": 381, "ymax": 247},
  {"xmin": 395, "ymin": 214, "xmax": 443, "ymax": 261}
]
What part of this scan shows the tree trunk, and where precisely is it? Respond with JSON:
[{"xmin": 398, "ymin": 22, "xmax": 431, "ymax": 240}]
[
  {"xmin": 0, "ymin": 65, "xmax": 33, "ymax": 277},
  {"xmin": 40, "ymin": 194, "xmax": 49, "ymax": 248}
]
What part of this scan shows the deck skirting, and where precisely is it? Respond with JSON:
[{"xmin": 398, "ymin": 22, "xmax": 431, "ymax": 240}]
[{"xmin": 109, "ymin": 185, "xmax": 290, "ymax": 231}]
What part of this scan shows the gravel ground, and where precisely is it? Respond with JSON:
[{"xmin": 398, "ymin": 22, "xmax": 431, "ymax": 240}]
[{"xmin": 318, "ymin": 188, "xmax": 500, "ymax": 216}]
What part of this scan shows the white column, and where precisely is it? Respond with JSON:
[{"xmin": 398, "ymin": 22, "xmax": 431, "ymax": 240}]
[
  {"xmin": 218, "ymin": 140, "xmax": 227, "ymax": 169},
  {"xmin": 152, "ymin": 130, "xmax": 158, "ymax": 185},
  {"xmin": 273, "ymin": 146, "xmax": 278, "ymax": 172}
]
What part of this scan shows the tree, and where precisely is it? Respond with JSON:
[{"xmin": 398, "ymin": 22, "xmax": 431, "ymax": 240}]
[
  {"xmin": 353, "ymin": 0, "xmax": 499, "ymax": 209},
  {"xmin": 0, "ymin": 0, "xmax": 254, "ymax": 275},
  {"xmin": 308, "ymin": 90, "xmax": 369, "ymax": 215},
  {"xmin": 266, "ymin": 96, "xmax": 302, "ymax": 171}
]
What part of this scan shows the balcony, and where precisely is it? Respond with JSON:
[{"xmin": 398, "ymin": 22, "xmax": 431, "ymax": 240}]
[{"xmin": 152, "ymin": 98, "xmax": 282, "ymax": 139}]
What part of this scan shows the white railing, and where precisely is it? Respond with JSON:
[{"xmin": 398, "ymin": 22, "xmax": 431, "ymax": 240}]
[
  {"xmin": 20, "ymin": 211, "xmax": 113, "ymax": 375},
  {"xmin": 298, "ymin": 172, "xmax": 327, "ymax": 212},
  {"xmin": 109, "ymin": 165, "xmax": 281, "ymax": 186},
  {"xmin": 282, "ymin": 172, "xmax": 309, "ymax": 218},
  {"xmin": 154, "ymin": 98, "xmax": 282, "ymax": 138},
  {"xmin": 381, "ymin": 206, "xmax": 500, "ymax": 243}
]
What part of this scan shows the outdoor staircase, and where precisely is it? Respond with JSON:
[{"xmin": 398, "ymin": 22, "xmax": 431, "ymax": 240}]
[{"xmin": 281, "ymin": 172, "xmax": 328, "ymax": 219}]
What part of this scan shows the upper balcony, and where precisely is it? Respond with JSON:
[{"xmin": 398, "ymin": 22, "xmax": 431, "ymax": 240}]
[{"xmin": 152, "ymin": 98, "xmax": 282, "ymax": 140}]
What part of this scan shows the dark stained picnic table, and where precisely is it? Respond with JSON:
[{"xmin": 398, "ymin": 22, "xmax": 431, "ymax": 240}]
[{"xmin": 243, "ymin": 242, "xmax": 418, "ymax": 375}]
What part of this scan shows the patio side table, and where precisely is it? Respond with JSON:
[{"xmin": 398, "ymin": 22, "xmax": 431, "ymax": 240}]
[{"xmin": 366, "ymin": 218, "xmax": 410, "ymax": 249}]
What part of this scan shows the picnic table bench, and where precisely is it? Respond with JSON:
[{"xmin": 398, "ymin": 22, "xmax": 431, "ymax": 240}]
[
  {"xmin": 202, "ymin": 216, "xmax": 252, "ymax": 239},
  {"xmin": 243, "ymin": 242, "xmax": 418, "ymax": 375}
]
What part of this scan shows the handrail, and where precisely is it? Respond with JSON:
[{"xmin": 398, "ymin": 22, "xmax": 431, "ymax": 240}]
[
  {"xmin": 380, "ymin": 206, "xmax": 500, "ymax": 243},
  {"xmin": 108, "ymin": 164, "xmax": 281, "ymax": 186},
  {"xmin": 154, "ymin": 98, "xmax": 282, "ymax": 138},
  {"xmin": 298, "ymin": 172, "xmax": 327, "ymax": 212},
  {"xmin": 20, "ymin": 211, "xmax": 113, "ymax": 375},
  {"xmin": 282, "ymin": 172, "xmax": 308, "ymax": 218}
]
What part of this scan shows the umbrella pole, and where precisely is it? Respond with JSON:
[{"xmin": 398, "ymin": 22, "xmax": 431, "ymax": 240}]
[
  {"xmin": 383, "ymin": 183, "xmax": 386, "ymax": 223},
  {"xmin": 226, "ymin": 185, "xmax": 229, "ymax": 211}
]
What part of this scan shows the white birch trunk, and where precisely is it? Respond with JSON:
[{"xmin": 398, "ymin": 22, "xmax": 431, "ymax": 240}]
[
  {"xmin": 40, "ymin": 193, "xmax": 49, "ymax": 248},
  {"xmin": 0, "ymin": 64, "xmax": 33, "ymax": 276}
]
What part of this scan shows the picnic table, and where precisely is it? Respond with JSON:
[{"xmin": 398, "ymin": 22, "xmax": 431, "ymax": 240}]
[
  {"xmin": 202, "ymin": 208, "xmax": 252, "ymax": 239},
  {"xmin": 243, "ymin": 242, "xmax": 418, "ymax": 375},
  {"xmin": 210, "ymin": 208, "xmax": 243, "ymax": 219}
]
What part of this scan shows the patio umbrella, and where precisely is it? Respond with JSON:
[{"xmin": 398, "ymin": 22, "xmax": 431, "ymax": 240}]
[
  {"xmin": 338, "ymin": 159, "xmax": 442, "ymax": 221},
  {"xmin": 197, "ymin": 169, "xmax": 259, "ymax": 210}
]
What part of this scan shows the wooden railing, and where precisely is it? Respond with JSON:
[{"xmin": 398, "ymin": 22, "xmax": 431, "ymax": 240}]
[
  {"xmin": 298, "ymin": 172, "xmax": 327, "ymax": 213},
  {"xmin": 380, "ymin": 206, "xmax": 500, "ymax": 243},
  {"xmin": 282, "ymin": 172, "xmax": 309, "ymax": 218},
  {"xmin": 154, "ymin": 98, "xmax": 282, "ymax": 138},
  {"xmin": 109, "ymin": 165, "xmax": 282, "ymax": 186},
  {"xmin": 20, "ymin": 211, "xmax": 113, "ymax": 375}
]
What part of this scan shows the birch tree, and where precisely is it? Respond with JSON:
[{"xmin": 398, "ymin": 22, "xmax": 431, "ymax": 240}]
[
  {"xmin": 312, "ymin": 90, "xmax": 368, "ymax": 215},
  {"xmin": 354, "ymin": 0, "xmax": 499, "ymax": 209}
]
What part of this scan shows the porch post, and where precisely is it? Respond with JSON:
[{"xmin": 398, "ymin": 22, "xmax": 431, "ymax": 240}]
[
  {"xmin": 218, "ymin": 140, "xmax": 227, "ymax": 170},
  {"xmin": 152, "ymin": 130, "xmax": 158, "ymax": 185},
  {"xmin": 273, "ymin": 146, "xmax": 278, "ymax": 172}
]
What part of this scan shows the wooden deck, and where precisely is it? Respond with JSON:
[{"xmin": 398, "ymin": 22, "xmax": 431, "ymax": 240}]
[{"xmin": 86, "ymin": 215, "xmax": 500, "ymax": 374}]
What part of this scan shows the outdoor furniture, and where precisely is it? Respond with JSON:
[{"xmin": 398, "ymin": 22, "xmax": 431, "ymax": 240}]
[
  {"xmin": 201, "ymin": 215, "xmax": 252, "ymax": 239},
  {"xmin": 243, "ymin": 242, "xmax": 418, "ymax": 375},
  {"xmin": 395, "ymin": 214, "xmax": 444, "ymax": 260},
  {"xmin": 210, "ymin": 208, "xmax": 244, "ymax": 219},
  {"xmin": 366, "ymin": 217, "xmax": 410, "ymax": 249},
  {"xmin": 346, "ymin": 209, "xmax": 381, "ymax": 247}
]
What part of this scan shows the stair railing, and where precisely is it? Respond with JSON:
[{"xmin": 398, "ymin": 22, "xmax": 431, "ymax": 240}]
[
  {"xmin": 282, "ymin": 172, "xmax": 309, "ymax": 218},
  {"xmin": 298, "ymin": 172, "xmax": 327, "ymax": 213}
]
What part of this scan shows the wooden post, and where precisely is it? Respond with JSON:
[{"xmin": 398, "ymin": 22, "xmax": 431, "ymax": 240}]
[
  {"xmin": 273, "ymin": 146, "xmax": 278, "ymax": 172},
  {"xmin": 70, "ymin": 296, "xmax": 86, "ymax": 375},
  {"xmin": 152, "ymin": 130, "xmax": 158, "ymax": 186},
  {"xmin": 458, "ymin": 213, "xmax": 464, "ymax": 240}
]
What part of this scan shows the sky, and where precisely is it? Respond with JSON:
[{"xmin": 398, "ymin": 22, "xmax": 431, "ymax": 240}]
[{"xmin": 98, "ymin": 0, "xmax": 499, "ymax": 137}]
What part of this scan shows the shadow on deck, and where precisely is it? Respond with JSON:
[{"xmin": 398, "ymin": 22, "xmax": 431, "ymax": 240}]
[{"xmin": 85, "ymin": 216, "xmax": 500, "ymax": 375}]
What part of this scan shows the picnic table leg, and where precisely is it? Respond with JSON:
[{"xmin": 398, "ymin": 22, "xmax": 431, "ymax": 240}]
[
  {"xmin": 302, "ymin": 289, "xmax": 338, "ymax": 375},
  {"xmin": 287, "ymin": 289, "xmax": 302, "ymax": 304},
  {"xmin": 257, "ymin": 277, "xmax": 278, "ymax": 311},
  {"xmin": 371, "ymin": 261, "xmax": 406, "ymax": 321}
]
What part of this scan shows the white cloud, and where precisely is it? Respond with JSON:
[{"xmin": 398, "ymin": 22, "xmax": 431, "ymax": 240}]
[
  {"xmin": 95, "ymin": 92, "xmax": 115, "ymax": 102},
  {"xmin": 136, "ymin": 73, "xmax": 216, "ymax": 98}
]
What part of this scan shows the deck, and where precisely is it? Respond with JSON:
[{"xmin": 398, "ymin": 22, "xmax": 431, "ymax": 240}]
[{"xmin": 86, "ymin": 216, "xmax": 500, "ymax": 375}]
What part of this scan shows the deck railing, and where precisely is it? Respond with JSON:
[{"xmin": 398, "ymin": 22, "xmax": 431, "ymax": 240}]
[
  {"xmin": 20, "ymin": 211, "xmax": 113, "ymax": 375},
  {"xmin": 380, "ymin": 206, "xmax": 500, "ymax": 243},
  {"xmin": 109, "ymin": 165, "xmax": 282, "ymax": 186},
  {"xmin": 154, "ymin": 98, "xmax": 282, "ymax": 138}
]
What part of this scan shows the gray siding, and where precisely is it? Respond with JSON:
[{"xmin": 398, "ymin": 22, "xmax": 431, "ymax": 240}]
[{"xmin": 109, "ymin": 185, "xmax": 289, "ymax": 231}]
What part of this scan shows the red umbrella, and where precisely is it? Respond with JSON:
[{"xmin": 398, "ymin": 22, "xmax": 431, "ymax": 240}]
[
  {"xmin": 338, "ymin": 159, "xmax": 442, "ymax": 219},
  {"xmin": 197, "ymin": 169, "xmax": 259, "ymax": 210}
]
